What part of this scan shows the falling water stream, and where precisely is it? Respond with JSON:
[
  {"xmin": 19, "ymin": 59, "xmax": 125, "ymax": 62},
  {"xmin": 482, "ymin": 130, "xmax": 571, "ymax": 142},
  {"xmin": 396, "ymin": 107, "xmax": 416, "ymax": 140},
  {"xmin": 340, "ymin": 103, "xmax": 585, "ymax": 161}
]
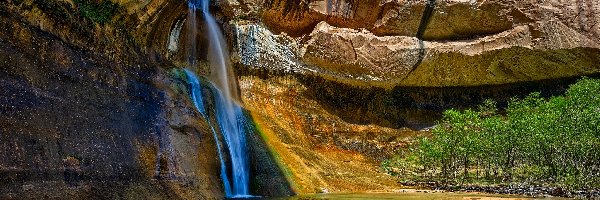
[
  {"xmin": 185, "ymin": 70, "xmax": 233, "ymax": 196},
  {"xmin": 186, "ymin": 0, "xmax": 252, "ymax": 198}
]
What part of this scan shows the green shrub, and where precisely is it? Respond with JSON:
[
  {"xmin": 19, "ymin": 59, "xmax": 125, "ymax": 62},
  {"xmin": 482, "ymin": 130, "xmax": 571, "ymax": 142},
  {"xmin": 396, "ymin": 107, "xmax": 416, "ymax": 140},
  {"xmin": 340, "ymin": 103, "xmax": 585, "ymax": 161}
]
[
  {"xmin": 384, "ymin": 77, "xmax": 600, "ymax": 189},
  {"xmin": 73, "ymin": 0, "xmax": 119, "ymax": 24}
]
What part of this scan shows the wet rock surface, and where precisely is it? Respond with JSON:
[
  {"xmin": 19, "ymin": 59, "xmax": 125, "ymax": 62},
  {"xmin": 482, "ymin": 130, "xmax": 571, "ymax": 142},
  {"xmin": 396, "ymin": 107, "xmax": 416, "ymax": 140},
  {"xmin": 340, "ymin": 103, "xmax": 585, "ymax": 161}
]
[
  {"xmin": 0, "ymin": 3, "xmax": 223, "ymax": 199},
  {"xmin": 239, "ymin": 75, "xmax": 406, "ymax": 193}
]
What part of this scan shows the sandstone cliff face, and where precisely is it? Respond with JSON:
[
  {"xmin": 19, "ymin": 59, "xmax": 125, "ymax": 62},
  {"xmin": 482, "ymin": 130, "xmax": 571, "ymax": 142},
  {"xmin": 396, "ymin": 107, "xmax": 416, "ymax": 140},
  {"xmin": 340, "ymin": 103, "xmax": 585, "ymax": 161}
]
[
  {"xmin": 225, "ymin": 0, "xmax": 600, "ymax": 40},
  {"xmin": 225, "ymin": 0, "xmax": 600, "ymax": 193},
  {"xmin": 227, "ymin": 0, "xmax": 600, "ymax": 87},
  {"xmin": 239, "ymin": 75, "xmax": 407, "ymax": 193}
]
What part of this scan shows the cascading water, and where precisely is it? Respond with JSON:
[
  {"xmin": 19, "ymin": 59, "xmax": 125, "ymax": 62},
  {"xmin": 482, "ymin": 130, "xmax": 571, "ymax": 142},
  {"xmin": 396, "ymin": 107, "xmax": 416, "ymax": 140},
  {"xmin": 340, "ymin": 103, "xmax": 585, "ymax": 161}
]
[
  {"xmin": 186, "ymin": 0, "xmax": 252, "ymax": 197},
  {"xmin": 184, "ymin": 70, "xmax": 233, "ymax": 196},
  {"xmin": 209, "ymin": 82, "xmax": 251, "ymax": 198}
]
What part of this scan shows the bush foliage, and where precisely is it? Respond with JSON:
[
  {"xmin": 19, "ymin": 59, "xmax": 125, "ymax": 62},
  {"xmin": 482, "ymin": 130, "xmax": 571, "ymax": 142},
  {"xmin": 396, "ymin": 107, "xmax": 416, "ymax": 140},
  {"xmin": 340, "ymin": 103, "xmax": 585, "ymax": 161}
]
[
  {"xmin": 73, "ymin": 0, "xmax": 118, "ymax": 24},
  {"xmin": 384, "ymin": 77, "xmax": 600, "ymax": 189}
]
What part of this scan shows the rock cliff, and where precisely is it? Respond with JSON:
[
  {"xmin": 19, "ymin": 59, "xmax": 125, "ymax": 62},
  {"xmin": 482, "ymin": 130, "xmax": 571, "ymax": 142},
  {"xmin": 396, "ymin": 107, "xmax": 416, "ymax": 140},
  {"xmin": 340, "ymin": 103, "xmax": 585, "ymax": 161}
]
[
  {"xmin": 228, "ymin": 0, "xmax": 600, "ymax": 87},
  {"xmin": 1, "ymin": 1, "xmax": 223, "ymax": 198}
]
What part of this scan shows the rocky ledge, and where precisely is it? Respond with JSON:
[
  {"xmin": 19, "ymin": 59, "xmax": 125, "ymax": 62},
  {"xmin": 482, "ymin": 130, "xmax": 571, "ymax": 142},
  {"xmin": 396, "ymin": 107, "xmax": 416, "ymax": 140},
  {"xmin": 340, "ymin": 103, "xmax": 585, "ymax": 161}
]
[{"xmin": 226, "ymin": 0, "xmax": 600, "ymax": 87}]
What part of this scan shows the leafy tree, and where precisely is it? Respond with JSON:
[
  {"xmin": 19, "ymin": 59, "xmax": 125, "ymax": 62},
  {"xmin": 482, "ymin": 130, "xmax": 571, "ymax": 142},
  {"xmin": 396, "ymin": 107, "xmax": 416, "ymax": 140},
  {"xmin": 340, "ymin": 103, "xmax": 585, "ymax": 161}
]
[{"xmin": 384, "ymin": 77, "xmax": 600, "ymax": 190}]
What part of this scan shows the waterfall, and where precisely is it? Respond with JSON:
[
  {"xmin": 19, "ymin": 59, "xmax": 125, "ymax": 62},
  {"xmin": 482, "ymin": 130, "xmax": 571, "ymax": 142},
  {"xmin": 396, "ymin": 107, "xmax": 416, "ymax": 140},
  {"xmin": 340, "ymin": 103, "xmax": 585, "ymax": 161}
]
[
  {"xmin": 186, "ymin": 0, "xmax": 252, "ymax": 197},
  {"xmin": 184, "ymin": 70, "xmax": 233, "ymax": 196},
  {"xmin": 210, "ymin": 82, "xmax": 251, "ymax": 198},
  {"xmin": 184, "ymin": 70, "xmax": 252, "ymax": 198}
]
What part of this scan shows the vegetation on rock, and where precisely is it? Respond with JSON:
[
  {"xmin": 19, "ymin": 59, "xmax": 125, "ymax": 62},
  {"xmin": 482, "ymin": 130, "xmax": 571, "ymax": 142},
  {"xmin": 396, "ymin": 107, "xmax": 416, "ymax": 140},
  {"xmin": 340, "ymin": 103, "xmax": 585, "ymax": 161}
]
[
  {"xmin": 73, "ymin": 0, "xmax": 118, "ymax": 24},
  {"xmin": 384, "ymin": 77, "xmax": 600, "ymax": 190}
]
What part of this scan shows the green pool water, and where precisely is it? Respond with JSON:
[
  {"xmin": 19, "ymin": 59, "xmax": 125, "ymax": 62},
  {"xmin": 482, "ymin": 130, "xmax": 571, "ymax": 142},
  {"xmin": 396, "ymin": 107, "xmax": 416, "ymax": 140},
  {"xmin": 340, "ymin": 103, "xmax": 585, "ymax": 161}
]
[{"xmin": 262, "ymin": 192, "xmax": 568, "ymax": 200}]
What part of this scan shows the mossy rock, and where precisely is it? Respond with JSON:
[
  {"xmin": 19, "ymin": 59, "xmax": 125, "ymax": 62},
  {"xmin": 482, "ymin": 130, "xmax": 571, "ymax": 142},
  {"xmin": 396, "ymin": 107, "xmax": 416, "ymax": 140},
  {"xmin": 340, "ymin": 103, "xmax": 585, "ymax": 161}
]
[{"xmin": 73, "ymin": 0, "xmax": 119, "ymax": 25}]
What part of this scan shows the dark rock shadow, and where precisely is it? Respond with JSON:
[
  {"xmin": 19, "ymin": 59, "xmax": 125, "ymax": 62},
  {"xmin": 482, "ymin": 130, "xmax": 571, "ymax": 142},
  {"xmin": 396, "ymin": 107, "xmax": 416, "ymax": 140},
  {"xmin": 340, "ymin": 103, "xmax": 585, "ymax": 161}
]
[
  {"xmin": 405, "ymin": 0, "xmax": 436, "ymax": 78},
  {"xmin": 296, "ymin": 73, "xmax": 600, "ymax": 130},
  {"xmin": 0, "ymin": 5, "xmax": 197, "ymax": 199},
  {"xmin": 244, "ymin": 112, "xmax": 296, "ymax": 197}
]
